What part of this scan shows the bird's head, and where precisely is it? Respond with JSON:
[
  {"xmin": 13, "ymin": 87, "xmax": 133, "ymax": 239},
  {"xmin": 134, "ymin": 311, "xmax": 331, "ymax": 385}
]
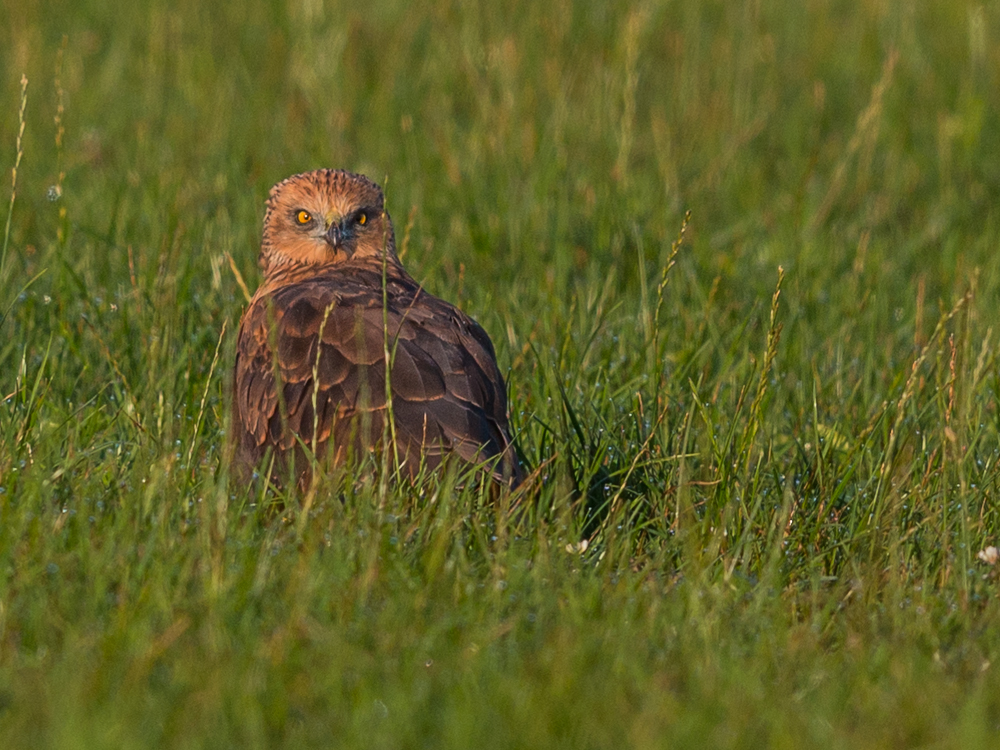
[{"xmin": 259, "ymin": 169, "xmax": 397, "ymax": 278}]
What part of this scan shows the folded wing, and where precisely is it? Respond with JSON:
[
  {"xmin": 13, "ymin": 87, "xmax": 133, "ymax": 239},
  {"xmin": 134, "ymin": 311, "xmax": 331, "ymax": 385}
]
[{"xmin": 233, "ymin": 266, "xmax": 522, "ymax": 486}]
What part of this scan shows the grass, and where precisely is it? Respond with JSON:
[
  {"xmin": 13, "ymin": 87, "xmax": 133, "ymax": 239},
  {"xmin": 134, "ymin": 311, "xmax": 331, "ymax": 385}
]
[{"xmin": 2, "ymin": 0, "xmax": 1000, "ymax": 746}]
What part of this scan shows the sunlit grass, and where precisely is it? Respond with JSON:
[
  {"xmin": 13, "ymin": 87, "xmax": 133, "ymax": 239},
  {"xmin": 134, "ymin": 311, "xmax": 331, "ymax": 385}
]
[{"xmin": 1, "ymin": 0, "xmax": 1000, "ymax": 746}]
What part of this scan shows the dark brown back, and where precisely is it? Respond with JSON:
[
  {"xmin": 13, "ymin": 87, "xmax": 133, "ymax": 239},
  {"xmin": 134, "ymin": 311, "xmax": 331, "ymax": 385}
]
[{"xmin": 232, "ymin": 260, "xmax": 523, "ymax": 488}]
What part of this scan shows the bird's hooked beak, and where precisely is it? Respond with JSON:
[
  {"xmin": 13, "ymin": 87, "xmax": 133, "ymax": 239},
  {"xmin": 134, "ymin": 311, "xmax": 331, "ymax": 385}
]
[{"xmin": 324, "ymin": 221, "xmax": 353, "ymax": 258}]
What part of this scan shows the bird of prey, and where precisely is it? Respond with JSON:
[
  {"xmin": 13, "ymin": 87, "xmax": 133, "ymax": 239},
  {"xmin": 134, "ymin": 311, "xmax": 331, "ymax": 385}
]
[{"xmin": 231, "ymin": 169, "xmax": 523, "ymax": 490}]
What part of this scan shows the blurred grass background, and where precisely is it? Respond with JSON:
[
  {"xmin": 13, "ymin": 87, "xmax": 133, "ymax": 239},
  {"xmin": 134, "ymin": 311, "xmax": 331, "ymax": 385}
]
[{"xmin": 2, "ymin": 0, "xmax": 1000, "ymax": 746}]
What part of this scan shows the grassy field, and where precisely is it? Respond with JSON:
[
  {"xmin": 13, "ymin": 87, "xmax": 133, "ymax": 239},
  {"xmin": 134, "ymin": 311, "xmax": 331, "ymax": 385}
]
[{"xmin": 2, "ymin": 0, "xmax": 1000, "ymax": 746}]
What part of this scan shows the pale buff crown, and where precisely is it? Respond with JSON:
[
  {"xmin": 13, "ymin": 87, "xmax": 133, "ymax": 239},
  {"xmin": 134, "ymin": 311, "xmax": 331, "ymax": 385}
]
[{"xmin": 259, "ymin": 169, "xmax": 398, "ymax": 281}]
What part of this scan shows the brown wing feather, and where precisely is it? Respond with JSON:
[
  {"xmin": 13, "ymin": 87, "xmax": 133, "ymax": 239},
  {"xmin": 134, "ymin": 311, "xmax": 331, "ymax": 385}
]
[{"xmin": 232, "ymin": 263, "xmax": 523, "ymax": 486}]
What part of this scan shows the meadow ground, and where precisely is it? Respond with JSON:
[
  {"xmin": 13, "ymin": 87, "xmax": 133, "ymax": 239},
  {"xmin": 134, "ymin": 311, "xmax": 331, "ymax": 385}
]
[{"xmin": 2, "ymin": 1, "xmax": 1000, "ymax": 747}]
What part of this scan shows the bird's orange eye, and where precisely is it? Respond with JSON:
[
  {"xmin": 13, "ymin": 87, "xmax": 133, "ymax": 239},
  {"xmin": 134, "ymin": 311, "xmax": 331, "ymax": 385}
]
[
  {"xmin": 358, "ymin": 212, "xmax": 367, "ymax": 226},
  {"xmin": 296, "ymin": 210, "xmax": 312, "ymax": 225}
]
